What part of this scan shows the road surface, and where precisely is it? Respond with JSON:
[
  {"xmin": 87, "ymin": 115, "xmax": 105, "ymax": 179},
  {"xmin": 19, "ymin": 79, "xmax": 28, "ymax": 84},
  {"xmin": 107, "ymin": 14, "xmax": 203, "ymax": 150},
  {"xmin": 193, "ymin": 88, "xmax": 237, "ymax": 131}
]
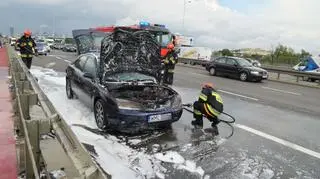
[{"xmin": 29, "ymin": 50, "xmax": 320, "ymax": 178}]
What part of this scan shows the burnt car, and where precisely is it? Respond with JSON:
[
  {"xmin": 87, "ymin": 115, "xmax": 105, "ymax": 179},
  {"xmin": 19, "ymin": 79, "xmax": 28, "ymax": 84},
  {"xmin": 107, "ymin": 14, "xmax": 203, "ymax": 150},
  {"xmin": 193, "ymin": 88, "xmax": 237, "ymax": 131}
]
[{"xmin": 65, "ymin": 27, "xmax": 183, "ymax": 133}]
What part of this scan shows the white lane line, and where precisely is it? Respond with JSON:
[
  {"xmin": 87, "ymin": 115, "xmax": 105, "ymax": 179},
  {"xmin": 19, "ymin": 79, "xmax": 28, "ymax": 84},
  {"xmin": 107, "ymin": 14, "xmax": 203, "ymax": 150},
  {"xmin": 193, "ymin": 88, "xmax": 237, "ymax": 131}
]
[
  {"xmin": 218, "ymin": 90, "xmax": 259, "ymax": 101},
  {"xmin": 64, "ymin": 60, "xmax": 71, "ymax": 63},
  {"xmin": 235, "ymin": 124, "xmax": 320, "ymax": 159},
  {"xmin": 262, "ymin": 86, "xmax": 301, "ymax": 96},
  {"xmin": 55, "ymin": 56, "xmax": 63, "ymax": 60}
]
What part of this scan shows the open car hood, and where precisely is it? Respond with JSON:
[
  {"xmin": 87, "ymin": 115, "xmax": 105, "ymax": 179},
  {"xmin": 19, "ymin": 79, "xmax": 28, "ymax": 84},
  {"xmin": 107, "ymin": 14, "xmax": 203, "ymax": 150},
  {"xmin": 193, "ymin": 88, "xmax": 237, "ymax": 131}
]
[
  {"xmin": 100, "ymin": 28, "xmax": 162, "ymax": 80},
  {"xmin": 72, "ymin": 27, "xmax": 162, "ymax": 80}
]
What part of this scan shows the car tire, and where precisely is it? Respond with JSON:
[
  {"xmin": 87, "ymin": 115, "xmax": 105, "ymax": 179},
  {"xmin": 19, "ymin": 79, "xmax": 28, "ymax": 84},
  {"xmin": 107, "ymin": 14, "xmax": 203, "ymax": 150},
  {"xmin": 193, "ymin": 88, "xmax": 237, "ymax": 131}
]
[
  {"xmin": 94, "ymin": 99, "xmax": 108, "ymax": 130},
  {"xmin": 209, "ymin": 67, "xmax": 216, "ymax": 76},
  {"xmin": 239, "ymin": 72, "xmax": 248, "ymax": 81},
  {"xmin": 66, "ymin": 79, "xmax": 74, "ymax": 99}
]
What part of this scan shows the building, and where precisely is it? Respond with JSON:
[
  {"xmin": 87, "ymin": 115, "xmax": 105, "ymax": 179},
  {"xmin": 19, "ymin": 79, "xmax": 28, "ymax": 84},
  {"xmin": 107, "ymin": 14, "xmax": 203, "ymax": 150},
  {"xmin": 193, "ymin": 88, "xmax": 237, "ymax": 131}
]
[
  {"xmin": 10, "ymin": 27, "xmax": 14, "ymax": 37},
  {"xmin": 232, "ymin": 48, "xmax": 271, "ymax": 56}
]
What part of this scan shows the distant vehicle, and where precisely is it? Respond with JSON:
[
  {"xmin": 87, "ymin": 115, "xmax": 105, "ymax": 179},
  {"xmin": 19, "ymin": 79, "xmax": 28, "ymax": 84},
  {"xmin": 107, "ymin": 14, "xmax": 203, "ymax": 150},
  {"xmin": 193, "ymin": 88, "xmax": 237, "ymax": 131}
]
[
  {"xmin": 293, "ymin": 56, "xmax": 320, "ymax": 82},
  {"xmin": 245, "ymin": 58, "xmax": 261, "ymax": 67},
  {"xmin": 206, "ymin": 56, "xmax": 268, "ymax": 82},
  {"xmin": 35, "ymin": 42, "xmax": 50, "ymax": 56},
  {"xmin": 65, "ymin": 27, "xmax": 183, "ymax": 133},
  {"xmin": 62, "ymin": 44, "xmax": 76, "ymax": 52},
  {"xmin": 10, "ymin": 37, "xmax": 17, "ymax": 46},
  {"xmin": 45, "ymin": 39, "xmax": 54, "ymax": 49}
]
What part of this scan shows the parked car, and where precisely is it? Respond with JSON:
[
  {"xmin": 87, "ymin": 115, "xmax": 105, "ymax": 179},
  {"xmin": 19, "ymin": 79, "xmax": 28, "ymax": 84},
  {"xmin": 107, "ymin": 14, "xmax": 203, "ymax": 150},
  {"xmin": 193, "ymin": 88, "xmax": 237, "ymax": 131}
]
[
  {"xmin": 205, "ymin": 56, "xmax": 268, "ymax": 82},
  {"xmin": 245, "ymin": 58, "xmax": 261, "ymax": 67},
  {"xmin": 65, "ymin": 27, "xmax": 183, "ymax": 133},
  {"xmin": 62, "ymin": 44, "xmax": 77, "ymax": 52},
  {"xmin": 35, "ymin": 42, "xmax": 50, "ymax": 56}
]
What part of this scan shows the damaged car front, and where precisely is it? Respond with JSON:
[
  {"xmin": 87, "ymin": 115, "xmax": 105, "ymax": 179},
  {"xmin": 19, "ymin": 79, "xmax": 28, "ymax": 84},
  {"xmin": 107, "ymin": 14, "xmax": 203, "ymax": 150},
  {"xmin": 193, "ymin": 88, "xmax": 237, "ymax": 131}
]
[{"xmin": 67, "ymin": 27, "xmax": 183, "ymax": 133}]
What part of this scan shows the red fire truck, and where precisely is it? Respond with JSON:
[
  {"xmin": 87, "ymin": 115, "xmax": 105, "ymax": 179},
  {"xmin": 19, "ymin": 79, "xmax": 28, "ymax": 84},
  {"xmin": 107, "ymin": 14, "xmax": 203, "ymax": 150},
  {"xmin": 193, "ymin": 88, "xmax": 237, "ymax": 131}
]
[{"xmin": 89, "ymin": 21, "xmax": 174, "ymax": 58}]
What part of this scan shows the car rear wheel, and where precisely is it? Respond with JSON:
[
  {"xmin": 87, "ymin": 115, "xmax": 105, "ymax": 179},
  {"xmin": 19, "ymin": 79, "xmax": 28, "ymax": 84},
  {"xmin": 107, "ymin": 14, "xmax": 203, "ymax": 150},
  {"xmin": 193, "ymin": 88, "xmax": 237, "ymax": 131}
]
[
  {"xmin": 94, "ymin": 99, "xmax": 108, "ymax": 130},
  {"xmin": 209, "ymin": 67, "xmax": 216, "ymax": 76},
  {"xmin": 66, "ymin": 79, "xmax": 73, "ymax": 99},
  {"xmin": 239, "ymin": 72, "xmax": 248, "ymax": 81}
]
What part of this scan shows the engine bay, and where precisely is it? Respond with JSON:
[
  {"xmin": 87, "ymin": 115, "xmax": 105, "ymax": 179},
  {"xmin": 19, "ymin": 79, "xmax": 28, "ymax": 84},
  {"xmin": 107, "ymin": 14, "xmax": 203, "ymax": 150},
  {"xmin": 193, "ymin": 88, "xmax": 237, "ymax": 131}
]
[{"xmin": 110, "ymin": 85, "xmax": 176, "ymax": 110}]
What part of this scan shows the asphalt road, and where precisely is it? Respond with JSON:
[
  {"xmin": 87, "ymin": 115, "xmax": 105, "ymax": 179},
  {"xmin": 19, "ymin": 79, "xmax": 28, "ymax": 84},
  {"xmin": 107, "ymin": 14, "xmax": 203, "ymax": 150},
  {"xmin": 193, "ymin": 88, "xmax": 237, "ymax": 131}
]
[{"xmin": 30, "ymin": 50, "xmax": 320, "ymax": 178}]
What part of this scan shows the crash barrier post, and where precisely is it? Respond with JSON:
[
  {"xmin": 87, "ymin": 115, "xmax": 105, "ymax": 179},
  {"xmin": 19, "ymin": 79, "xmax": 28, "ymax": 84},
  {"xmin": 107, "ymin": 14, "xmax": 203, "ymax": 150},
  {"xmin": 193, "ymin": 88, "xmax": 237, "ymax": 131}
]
[
  {"xmin": 8, "ymin": 47, "xmax": 110, "ymax": 179},
  {"xmin": 177, "ymin": 58, "xmax": 320, "ymax": 86}
]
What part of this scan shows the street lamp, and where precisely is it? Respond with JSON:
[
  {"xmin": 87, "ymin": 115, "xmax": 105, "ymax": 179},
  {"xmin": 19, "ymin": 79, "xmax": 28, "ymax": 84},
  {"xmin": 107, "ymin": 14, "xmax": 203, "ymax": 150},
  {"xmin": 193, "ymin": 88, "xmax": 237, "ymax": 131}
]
[{"xmin": 182, "ymin": 0, "xmax": 192, "ymax": 31}]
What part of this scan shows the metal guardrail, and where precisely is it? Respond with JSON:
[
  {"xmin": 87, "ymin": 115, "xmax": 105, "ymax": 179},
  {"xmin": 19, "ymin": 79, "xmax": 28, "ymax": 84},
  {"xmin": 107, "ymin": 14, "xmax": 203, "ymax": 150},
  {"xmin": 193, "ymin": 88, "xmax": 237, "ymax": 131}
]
[
  {"xmin": 178, "ymin": 57, "xmax": 209, "ymax": 66},
  {"xmin": 262, "ymin": 66, "xmax": 320, "ymax": 83},
  {"xmin": 177, "ymin": 57, "xmax": 320, "ymax": 85},
  {"xmin": 9, "ymin": 47, "xmax": 110, "ymax": 179}
]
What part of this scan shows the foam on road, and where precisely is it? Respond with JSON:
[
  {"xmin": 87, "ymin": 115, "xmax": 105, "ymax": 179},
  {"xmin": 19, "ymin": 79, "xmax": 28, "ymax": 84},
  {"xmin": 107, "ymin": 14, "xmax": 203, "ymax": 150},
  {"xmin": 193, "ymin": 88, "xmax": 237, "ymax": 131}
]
[{"xmin": 29, "ymin": 66, "xmax": 320, "ymax": 178}]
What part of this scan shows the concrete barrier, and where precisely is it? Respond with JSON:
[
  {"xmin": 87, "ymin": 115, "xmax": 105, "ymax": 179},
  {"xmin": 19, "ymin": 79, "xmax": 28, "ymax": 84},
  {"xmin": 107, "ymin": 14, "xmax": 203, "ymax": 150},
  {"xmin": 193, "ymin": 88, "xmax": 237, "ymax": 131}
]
[{"xmin": 8, "ymin": 47, "xmax": 110, "ymax": 179}]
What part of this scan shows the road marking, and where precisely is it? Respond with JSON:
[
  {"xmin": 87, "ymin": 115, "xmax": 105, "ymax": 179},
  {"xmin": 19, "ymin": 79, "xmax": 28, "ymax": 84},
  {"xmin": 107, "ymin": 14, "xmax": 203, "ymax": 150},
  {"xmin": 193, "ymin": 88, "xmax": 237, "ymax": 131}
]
[
  {"xmin": 55, "ymin": 56, "xmax": 63, "ymax": 60},
  {"xmin": 218, "ymin": 90, "xmax": 259, "ymax": 101},
  {"xmin": 262, "ymin": 86, "xmax": 301, "ymax": 96},
  {"xmin": 64, "ymin": 60, "xmax": 71, "ymax": 63},
  {"xmin": 235, "ymin": 124, "xmax": 320, "ymax": 159}
]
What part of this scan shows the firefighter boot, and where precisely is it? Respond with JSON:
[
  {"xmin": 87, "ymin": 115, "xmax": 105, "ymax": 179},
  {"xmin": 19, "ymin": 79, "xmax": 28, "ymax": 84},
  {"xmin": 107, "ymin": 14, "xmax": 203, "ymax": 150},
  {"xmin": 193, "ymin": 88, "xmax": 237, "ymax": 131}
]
[
  {"xmin": 191, "ymin": 117, "xmax": 203, "ymax": 128},
  {"xmin": 211, "ymin": 123, "xmax": 219, "ymax": 135}
]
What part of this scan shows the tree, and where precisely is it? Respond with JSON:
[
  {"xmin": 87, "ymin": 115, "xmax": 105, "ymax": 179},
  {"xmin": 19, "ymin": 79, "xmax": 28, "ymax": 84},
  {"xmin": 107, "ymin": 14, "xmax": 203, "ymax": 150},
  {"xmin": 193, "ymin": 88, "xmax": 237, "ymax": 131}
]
[
  {"xmin": 64, "ymin": 38, "xmax": 75, "ymax": 44},
  {"xmin": 300, "ymin": 49, "xmax": 311, "ymax": 58},
  {"xmin": 220, "ymin": 49, "xmax": 233, "ymax": 56}
]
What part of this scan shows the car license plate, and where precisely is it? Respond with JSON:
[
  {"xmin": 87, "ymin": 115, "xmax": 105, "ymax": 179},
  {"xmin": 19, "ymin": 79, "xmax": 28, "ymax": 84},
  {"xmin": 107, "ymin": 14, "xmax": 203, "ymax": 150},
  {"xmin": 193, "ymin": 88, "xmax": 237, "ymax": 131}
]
[
  {"xmin": 263, "ymin": 75, "xmax": 267, "ymax": 78},
  {"xmin": 148, "ymin": 113, "xmax": 172, "ymax": 123}
]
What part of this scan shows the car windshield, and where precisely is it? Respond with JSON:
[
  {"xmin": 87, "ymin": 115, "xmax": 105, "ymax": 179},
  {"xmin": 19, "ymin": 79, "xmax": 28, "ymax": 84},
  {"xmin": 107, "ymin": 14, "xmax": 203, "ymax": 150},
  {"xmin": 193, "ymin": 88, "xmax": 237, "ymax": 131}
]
[
  {"xmin": 155, "ymin": 33, "xmax": 172, "ymax": 47},
  {"xmin": 105, "ymin": 72, "xmax": 155, "ymax": 82},
  {"xmin": 236, "ymin": 57, "xmax": 252, "ymax": 67}
]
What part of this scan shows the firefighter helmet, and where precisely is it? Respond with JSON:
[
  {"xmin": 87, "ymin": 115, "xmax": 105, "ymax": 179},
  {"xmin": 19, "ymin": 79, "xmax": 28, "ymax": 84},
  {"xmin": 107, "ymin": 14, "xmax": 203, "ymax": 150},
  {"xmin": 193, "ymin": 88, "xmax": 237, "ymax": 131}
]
[
  {"xmin": 167, "ymin": 43, "xmax": 174, "ymax": 49},
  {"xmin": 202, "ymin": 82, "xmax": 214, "ymax": 89},
  {"xmin": 24, "ymin": 29, "xmax": 32, "ymax": 36}
]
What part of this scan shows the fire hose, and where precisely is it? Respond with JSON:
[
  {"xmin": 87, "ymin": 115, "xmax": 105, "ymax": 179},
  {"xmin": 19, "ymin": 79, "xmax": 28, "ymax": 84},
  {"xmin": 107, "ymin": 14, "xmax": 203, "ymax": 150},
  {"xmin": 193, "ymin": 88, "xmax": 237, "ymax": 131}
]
[{"xmin": 182, "ymin": 103, "xmax": 236, "ymax": 139}]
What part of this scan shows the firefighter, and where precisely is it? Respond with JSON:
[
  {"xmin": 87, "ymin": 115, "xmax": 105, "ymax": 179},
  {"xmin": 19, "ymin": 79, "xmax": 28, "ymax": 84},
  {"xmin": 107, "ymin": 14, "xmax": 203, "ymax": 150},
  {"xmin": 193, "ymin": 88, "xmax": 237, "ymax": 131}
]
[
  {"xmin": 16, "ymin": 29, "xmax": 37, "ymax": 69},
  {"xmin": 192, "ymin": 82, "xmax": 223, "ymax": 134},
  {"xmin": 162, "ymin": 43, "xmax": 177, "ymax": 85}
]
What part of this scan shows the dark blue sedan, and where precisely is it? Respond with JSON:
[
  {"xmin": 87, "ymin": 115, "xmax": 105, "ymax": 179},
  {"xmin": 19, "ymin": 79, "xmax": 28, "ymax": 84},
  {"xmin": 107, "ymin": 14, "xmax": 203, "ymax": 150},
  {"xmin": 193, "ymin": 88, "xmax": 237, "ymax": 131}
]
[{"xmin": 65, "ymin": 27, "xmax": 183, "ymax": 133}]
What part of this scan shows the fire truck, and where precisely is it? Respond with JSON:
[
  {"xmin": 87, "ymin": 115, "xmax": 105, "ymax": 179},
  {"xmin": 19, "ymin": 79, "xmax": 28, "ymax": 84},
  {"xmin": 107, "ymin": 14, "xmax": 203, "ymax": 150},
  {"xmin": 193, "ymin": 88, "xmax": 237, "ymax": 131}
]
[{"xmin": 88, "ymin": 21, "xmax": 174, "ymax": 58}]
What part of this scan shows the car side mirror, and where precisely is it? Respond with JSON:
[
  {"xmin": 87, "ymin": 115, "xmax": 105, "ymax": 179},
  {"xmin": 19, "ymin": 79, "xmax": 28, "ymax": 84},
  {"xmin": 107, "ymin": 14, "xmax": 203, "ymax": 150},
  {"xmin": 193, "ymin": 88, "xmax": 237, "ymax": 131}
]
[
  {"xmin": 83, "ymin": 72, "xmax": 93, "ymax": 79},
  {"xmin": 234, "ymin": 63, "xmax": 238, "ymax": 67}
]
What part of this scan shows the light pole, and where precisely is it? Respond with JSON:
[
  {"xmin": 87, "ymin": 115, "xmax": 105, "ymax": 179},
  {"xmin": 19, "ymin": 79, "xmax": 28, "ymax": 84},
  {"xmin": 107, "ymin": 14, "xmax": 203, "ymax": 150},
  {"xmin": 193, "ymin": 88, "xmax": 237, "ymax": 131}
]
[{"xmin": 182, "ymin": 0, "xmax": 186, "ymax": 31}]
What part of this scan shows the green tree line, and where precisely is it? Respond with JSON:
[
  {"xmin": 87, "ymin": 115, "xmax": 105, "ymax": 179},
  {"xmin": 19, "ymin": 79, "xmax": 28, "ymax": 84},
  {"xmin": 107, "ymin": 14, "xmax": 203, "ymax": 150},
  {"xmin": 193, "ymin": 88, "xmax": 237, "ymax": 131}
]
[{"xmin": 212, "ymin": 44, "xmax": 312, "ymax": 66}]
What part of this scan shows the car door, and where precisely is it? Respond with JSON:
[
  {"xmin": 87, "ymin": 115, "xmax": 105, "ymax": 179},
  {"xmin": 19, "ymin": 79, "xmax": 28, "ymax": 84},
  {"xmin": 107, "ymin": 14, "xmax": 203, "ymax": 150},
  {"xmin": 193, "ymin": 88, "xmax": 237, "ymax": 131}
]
[
  {"xmin": 225, "ymin": 58, "xmax": 239, "ymax": 78},
  {"xmin": 81, "ymin": 55, "xmax": 98, "ymax": 107},
  {"xmin": 214, "ymin": 57, "xmax": 227, "ymax": 75},
  {"xmin": 71, "ymin": 55, "xmax": 88, "ymax": 97}
]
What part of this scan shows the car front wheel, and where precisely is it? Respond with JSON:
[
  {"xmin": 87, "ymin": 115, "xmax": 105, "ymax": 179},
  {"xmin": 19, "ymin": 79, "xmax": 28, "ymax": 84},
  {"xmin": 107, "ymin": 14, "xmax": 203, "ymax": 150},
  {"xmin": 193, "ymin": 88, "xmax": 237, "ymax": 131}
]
[
  {"xmin": 209, "ymin": 67, "xmax": 216, "ymax": 76},
  {"xmin": 239, "ymin": 72, "xmax": 248, "ymax": 81},
  {"xmin": 94, "ymin": 99, "xmax": 108, "ymax": 130},
  {"xmin": 66, "ymin": 79, "xmax": 73, "ymax": 99}
]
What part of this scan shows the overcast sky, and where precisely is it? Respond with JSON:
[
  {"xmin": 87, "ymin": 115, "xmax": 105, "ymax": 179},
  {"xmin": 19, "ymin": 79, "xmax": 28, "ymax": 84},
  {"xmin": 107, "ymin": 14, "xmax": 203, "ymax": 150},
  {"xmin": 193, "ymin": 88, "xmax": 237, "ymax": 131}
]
[{"xmin": 1, "ymin": 0, "xmax": 319, "ymax": 54}]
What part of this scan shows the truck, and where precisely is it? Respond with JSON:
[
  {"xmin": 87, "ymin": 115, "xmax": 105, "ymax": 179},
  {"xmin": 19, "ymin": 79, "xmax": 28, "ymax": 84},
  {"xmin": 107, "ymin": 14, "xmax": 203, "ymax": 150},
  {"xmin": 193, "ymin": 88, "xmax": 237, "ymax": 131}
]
[{"xmin": 87, "ymin": 21, "xmax": 174, "ymax": 58}]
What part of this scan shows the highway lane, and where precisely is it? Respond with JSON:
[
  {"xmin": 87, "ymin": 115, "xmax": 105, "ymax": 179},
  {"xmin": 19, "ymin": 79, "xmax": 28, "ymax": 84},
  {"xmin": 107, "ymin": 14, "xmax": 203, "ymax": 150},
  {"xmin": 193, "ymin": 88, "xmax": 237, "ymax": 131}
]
[
  {"xmin": 29, "ymin": 50, "xmax": 320, "ymax": 178},
  {"xmin": 174, "ymin": 66, "xmax": 320, "ymax": 117}
]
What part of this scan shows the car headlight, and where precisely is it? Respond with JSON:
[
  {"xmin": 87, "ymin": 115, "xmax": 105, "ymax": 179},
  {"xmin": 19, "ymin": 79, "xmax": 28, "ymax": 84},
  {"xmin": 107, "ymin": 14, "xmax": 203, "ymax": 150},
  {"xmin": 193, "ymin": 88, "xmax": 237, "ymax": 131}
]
[
  {"xmin": 172, "ymin": 95, "xmax": 182, "ymax": 108},
  {"xmin": 250, "ymin": 71, "xmax": 259, "ymax": 75}
]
